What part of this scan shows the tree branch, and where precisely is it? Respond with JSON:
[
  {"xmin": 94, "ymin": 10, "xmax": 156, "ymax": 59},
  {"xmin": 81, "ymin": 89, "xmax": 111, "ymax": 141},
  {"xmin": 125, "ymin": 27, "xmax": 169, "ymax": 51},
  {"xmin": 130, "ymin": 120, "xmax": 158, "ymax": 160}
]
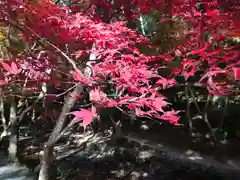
[
  {"xmin": 47, "ymin": 84, "xmax": 83, "ymax": 147},
  {"xmin": 7, "ymin": 19, "xmax": 81, "ymax": 73}
]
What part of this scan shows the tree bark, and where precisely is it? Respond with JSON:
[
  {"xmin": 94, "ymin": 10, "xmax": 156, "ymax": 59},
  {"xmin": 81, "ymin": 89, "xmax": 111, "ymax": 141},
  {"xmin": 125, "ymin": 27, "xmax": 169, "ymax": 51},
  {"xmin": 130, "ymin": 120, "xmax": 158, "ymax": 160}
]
[
  {"xmin": 0, "ymin": 91, "xmax": 9, "ymax": 139},
  {"xmin": 37, "ymin": 84, "xmax": 83, "ymax": 180},
  {"xmin": 8, "ymin": 96, "xmax": 19, "ymax": 164},
  {"xmin": 37, "ymin": 145, "xmax": 54, "ymax": 180}
]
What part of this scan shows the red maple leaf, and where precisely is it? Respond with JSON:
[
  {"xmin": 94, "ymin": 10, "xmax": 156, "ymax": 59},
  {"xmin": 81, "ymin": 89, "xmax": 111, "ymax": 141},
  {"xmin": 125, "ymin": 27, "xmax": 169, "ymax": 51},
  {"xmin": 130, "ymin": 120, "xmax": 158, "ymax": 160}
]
[
  {"xmin": 69, "ymin": 109, "xmax": 94, "ymax": 129},
  {"xmin": 182, "ymin": 58, "xmax": 200, "ymax": 79},
  {"xmin": 233, "ymin": 67, "xmax": 240, "ymax": 81},
  {"xmin": 155, "ymin": 77, "xmax": 176, "ymax": 89},
  {"xmin": 159, "ymin": 110, "xmax": 181, "ymax": 125},
  {"xmin": 73, "ymin": 71, "xmax": 92, "ymax": 85},
  {"xmin": 0, "ymin": 61, "xmax": 21, "ymax": 75}
]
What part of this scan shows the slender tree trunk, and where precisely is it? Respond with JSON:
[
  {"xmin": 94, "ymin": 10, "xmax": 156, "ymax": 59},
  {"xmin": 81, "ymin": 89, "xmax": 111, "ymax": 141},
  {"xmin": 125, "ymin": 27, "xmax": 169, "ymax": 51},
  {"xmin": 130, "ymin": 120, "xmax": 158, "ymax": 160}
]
[
  {"xmin": 37, "ymin": 85, "xmax": 83, "ymax": 180},
  {"xmin": 0, "ymin": 91, "xmax": 9, "ymax": 139},
  {"xmin": 38, "ymin": 42, "xmax": 95, "ymax": 180},
  {"xmin": 37, "ymin": 145, "xmax": 54, "ymax": 180},
  {"xmin": 139, "ymin": 15, "xmax": 146, "ymax": 36},
  {"xmin": 8, "ymin": 96, "xmax": 19, "ymax": 164}
]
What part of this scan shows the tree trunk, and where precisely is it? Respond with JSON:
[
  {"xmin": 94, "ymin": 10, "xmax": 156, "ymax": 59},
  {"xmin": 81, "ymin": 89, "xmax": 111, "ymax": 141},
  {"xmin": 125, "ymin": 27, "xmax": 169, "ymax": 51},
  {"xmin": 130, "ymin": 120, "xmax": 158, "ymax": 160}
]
[
  {"xmin": 8, "ymin": 96, "xmax": 19, "ymax": 164},
  {"xmin": 37, "ymin": 85, "xmax": 83, "ymax": 180},
  {"xmin": 0, "ymin": 91, "xmax": 9, "ymax": 139},
  {"xmin": 8, "ymin": 120, "xmax": 19, "ymax": 163},
  {"xmin": 37, "ymin": 42, "xmax": 94, "ymax": 180},
  {"xmin": 38, "ymin": 145, "xmax": 54, "ymax": 180}
]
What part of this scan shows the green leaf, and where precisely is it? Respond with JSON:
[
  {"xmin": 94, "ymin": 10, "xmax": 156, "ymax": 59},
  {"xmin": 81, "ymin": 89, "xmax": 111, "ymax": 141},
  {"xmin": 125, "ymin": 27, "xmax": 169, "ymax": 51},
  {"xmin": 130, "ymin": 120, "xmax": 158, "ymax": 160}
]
[{"xmin": 107, "ymin": 91, "xmax": 117, "ymax": 98}]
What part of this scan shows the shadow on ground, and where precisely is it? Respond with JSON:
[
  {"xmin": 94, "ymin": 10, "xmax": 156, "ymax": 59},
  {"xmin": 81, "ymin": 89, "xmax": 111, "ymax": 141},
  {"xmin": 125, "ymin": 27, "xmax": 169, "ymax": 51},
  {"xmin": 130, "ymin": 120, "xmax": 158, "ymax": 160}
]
[
  {"xmin": 53, "ymin": 133, "xmax": 240, "ymax": 180},
  {"xmin": 2, "ymin": 124, "xmax": 240, "ymax": 180}
]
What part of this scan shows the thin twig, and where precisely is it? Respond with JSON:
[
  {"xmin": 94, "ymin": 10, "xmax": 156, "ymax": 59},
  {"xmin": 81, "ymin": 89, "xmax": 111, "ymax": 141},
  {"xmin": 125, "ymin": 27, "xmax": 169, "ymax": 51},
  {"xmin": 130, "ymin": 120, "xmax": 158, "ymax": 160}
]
[
  {"xmin": 203, "ymin": 95, "xmax": 218, "ymax": 147},
  {"xmin": 116, "ymin": 106, "xmax": 163, "ymax": 126},
  {"xmin": 189, "ymin": 87, "xmax": 201, "ymax": 113},
  {"xmin": 7, "ymin": 19, "xmax": 81, "ymax": 73},
  {"xmin": 18, "ymin": 91, "xmax": 44, "ymax": 124},
  {"xmin": 185, "ymin": 86, "xmax": 193, "ymax": 136},
  {"xmin": 55, "ymin": 84, "xmax": 77, "ymax": 98},
  {"xmin": 213, "ymin": 97, "xmax": 228, "ymax": 132}
]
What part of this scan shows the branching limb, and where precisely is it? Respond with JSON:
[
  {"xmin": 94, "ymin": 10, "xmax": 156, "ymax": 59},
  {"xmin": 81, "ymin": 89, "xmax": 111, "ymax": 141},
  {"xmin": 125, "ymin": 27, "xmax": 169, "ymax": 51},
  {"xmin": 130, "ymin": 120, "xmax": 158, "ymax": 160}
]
[
  {"xmin": 18, "ymin": 91, "xmax": 44, "ymax": 124},
  {"xmin": 47, "ymin": 84, "xmax": 83, "ymax": 147},
  {"xmin": 7, "ymin": 19, "xmax": 82, "ymax": 73}
]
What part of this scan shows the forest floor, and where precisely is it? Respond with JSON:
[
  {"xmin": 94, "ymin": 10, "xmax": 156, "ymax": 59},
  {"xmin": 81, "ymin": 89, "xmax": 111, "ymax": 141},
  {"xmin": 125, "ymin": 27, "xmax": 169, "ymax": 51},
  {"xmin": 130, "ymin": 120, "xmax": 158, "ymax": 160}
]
[
  {"xmin": 54, "ymin": 131, "xmax": 240, "ymax": 180},
  {"xmin": 0, "ymin": 140, "xmax": 35, "ymax": 180},
  {"xmin": 0, "ymin": 164, "xmax": 34, "ymax": 180},
  {"xmin": 1, "ymin": 121, "xmax": 240, "ymax": 180}
]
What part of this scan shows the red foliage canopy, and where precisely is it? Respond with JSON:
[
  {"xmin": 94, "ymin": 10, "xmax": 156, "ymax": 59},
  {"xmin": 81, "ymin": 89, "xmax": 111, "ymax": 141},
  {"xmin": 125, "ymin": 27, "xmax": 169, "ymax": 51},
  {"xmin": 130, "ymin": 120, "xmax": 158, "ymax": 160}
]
[{"xmin": 0, "ymin": 0, "xmax": 239, "ymax": 127}]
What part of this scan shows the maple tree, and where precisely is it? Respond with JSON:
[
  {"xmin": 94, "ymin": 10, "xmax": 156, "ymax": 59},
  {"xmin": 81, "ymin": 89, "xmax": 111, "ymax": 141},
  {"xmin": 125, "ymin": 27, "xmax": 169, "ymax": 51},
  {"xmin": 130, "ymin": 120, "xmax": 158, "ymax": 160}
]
[
  {"xmin": 0, "ymin": 0, "xmax": 239, "ymax": 180},
  {"xmin": 1, "ymin": 0, "xmax": 182, "ymax": 126}
]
